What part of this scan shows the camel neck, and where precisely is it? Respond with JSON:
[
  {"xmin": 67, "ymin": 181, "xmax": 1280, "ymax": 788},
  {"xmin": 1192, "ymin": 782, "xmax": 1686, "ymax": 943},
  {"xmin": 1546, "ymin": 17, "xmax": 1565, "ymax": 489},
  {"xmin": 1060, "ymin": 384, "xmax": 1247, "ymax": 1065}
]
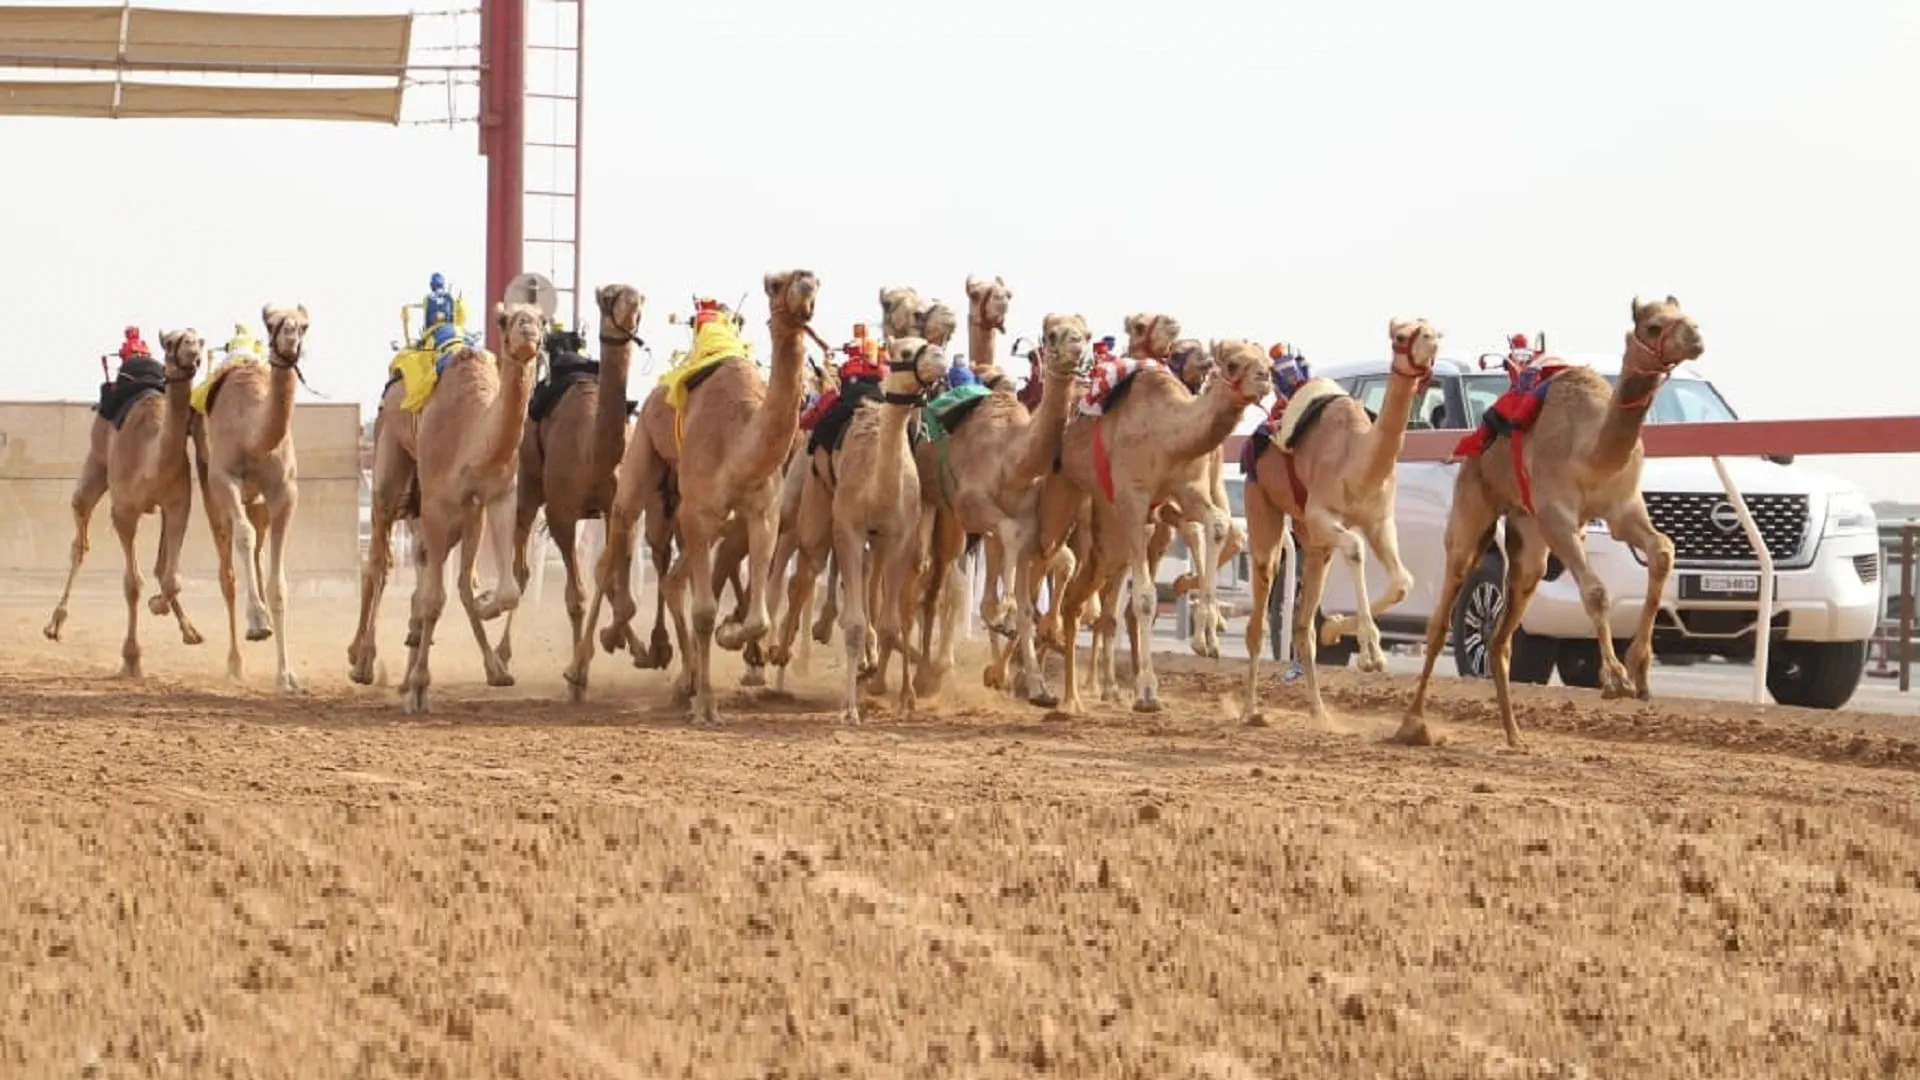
[
  {"xmin": 871, "ymin": 373, "xmax": 917, "ymax": 510},
  {"xmin": 968, "ymin": 319, "xmax": 998, "ymax": 374},
  {"xmin": 590, "ymin": 329, "xmax": 635, "ymax": 475},
  {"xmin": 483, "ymin": 348, "xmax": 539, "ymax": 473},
  {"xmin": 1008, "ymin": 367, "xmax": 1079, "ymax": 489},
  {"xmin": 1355, "ymin": 366, "xmax": 1423, "ymax": 489},
  {"xmin": 159, "ymin": 369, "xmax": 193, "ymax": 464},
  {"xmin": 247, "ymin": 359, "xmax": 298, "ymax": 458},
  {"xmin": 735, "ymin": 315, "xmax": 807, "ymax": 483},
  {"xmin": 1164, "ymin": 375, "xmax": 1249, "ymax": 464},
  {"xmin": 1591, "ymin": 363, "xmax": 1665, "ymax": 473}
]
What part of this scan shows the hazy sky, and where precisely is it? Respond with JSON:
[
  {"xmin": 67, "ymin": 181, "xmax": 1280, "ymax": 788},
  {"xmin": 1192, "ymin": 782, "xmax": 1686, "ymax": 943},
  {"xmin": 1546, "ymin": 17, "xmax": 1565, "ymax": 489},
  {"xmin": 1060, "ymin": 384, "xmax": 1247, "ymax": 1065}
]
[{"xmin": 5, "ymin": 0, "xmax": 1917, "ymax": 499}]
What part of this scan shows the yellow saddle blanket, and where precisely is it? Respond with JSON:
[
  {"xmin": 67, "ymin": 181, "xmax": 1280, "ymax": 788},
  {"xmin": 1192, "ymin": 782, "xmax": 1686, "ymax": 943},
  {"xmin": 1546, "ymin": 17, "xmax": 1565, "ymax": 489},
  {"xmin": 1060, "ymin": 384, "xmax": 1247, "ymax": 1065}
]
[
  {"xmin": 656, "ymin": 319, "xmax": 751, "ymax": 443},
  {"xmin": 388, "ymin": 347, "xmax": 441, "ymax": 414},
  {"xmin": 1274, "ymin": 377, "xmax": 1348, "ymax": 452},
  {"xmin": 191, "ymin": 355, "xmax": 263, "ymax": 415}
]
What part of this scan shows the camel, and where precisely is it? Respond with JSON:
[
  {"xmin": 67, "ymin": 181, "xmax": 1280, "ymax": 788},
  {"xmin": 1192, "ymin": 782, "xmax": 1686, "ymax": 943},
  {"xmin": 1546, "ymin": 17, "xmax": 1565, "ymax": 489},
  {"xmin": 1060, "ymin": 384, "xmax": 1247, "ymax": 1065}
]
[
  {"xmin": 194, "ymin": 304, "xmax": 310, "ymax": 691},
  {"xmin": 567, "ymin": 269, "xmax": 818, "ymax": 724},
  {"xmin": 1238, "ymin": 317, "xmax": 1441, "ymax": 725},
  {"xmin": 396, "ymin": 301, "xmax": 546, "ymax": 713},
  {"xmin": 913, "ymin": 304, "xmax": 1087, "ymax": 702},
  {"xmin": 1039, "ymin": 339, "xmax": 1272, "ymax": 714},
  {"xmin": 1159, "ymin": 338, "xmax": 1248, "ymax": 655},
  {"xmin": 762, "ymin": 286, "xmax": 929, "ymax": 685},
  {"xmin": 827, "ymin": 335, "xmax": 951, "ymax": 723},
  {"xmin": 499, "ymin": 284, "xmax": 645, "ymax": 662},
  {"xmin": 1398, "ymin": 297, "xmax": 1705, "ymax": 748},
  {"xmin": 44, "ymin": 330, "xmax": 207, "ymax": 672},
  {"xmin": 347, "ymin": 341, "xmax": 426, "ymax": 687}
]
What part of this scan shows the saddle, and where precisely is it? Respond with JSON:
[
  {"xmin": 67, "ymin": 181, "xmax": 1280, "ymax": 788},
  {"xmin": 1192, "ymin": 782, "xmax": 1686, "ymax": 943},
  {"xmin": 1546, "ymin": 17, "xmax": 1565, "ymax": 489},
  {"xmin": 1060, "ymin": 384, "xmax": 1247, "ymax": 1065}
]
[
  {"xmin": 527, "ymin": 356, "xmax": 601, "ymax": 422},
  {"xmin": 1245, "ymin": 378, "xmax": 1373, "ymax": 509},
  {"xmin": 922, "ymin": 384, "xmax": 993, "ymax": 441},
  {"xmin": 1452, "ymin": 362, "xmax": 1571, "ymax": 515},
  {"xmin": 95, "ymin": 359, "xmax": 167, "ymax": 430},
  {"xmin": 806, "ymin": 378, "xmax": 881, "ymax": 456}
]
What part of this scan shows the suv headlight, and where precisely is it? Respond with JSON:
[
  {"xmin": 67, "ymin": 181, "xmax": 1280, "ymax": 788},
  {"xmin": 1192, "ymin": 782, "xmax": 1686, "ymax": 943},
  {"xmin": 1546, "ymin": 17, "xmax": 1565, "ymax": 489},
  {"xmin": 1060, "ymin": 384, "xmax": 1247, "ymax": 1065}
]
[{"xmin": 1823, "ymin": 491, "xmax": 1877, "ymax": 537}]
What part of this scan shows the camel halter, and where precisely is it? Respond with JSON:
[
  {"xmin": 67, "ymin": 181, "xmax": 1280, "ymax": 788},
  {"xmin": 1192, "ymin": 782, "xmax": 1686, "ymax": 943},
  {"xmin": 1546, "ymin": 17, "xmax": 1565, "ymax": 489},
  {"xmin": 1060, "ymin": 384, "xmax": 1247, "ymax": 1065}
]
[
  {"xmin": 268, "ymin": 332, "xmax": 328, "ymax": 399},
  {"xmin": 1617, "ymin": 317, "xmax": 1688, "ymax": 410},
  {"xmin": 1390, "ymin": 334, "xmax": 1435, "ymax": 392}
]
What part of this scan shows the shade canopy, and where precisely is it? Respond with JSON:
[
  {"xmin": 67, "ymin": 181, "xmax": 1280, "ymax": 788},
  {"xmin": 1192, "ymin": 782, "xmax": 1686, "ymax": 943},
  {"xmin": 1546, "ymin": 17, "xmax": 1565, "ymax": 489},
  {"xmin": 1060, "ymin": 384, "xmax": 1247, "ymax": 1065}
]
[{"xmin": 0, "ymin": 4, "xmax": 416, "ymax": 123}]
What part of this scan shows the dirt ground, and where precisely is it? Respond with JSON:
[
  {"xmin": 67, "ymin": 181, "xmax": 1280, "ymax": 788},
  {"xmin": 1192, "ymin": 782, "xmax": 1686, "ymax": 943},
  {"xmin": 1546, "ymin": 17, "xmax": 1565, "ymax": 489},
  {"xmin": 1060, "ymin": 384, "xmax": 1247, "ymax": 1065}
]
[{"xmin": 3, "ymin": 584, "xmax": 1918, "ymax": 1079}]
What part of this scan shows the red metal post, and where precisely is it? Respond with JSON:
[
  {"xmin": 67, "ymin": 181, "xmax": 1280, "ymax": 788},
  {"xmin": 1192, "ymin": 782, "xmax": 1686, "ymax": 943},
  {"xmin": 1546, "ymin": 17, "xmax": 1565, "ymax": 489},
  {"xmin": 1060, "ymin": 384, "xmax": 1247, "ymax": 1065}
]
[{"xmin": 480, "ymin": 0, "xmax": 526, "ymax": 354}]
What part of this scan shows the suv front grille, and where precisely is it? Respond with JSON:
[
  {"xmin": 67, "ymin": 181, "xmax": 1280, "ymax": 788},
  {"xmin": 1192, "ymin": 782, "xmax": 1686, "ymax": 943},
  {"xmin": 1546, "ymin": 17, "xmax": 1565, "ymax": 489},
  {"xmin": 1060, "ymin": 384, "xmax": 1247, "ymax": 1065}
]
[{"xmin": 1643, "ymin": 492, "xmax": 1809, "ymax": 565}]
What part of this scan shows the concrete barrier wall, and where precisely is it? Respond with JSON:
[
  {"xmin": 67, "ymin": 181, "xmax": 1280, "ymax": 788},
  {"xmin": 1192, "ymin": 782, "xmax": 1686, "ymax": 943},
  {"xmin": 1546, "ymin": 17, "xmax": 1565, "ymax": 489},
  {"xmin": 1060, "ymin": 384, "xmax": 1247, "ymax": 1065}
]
[{"xmin": 0, "ymin": 400, "xmax": 363, "ymax": 585}]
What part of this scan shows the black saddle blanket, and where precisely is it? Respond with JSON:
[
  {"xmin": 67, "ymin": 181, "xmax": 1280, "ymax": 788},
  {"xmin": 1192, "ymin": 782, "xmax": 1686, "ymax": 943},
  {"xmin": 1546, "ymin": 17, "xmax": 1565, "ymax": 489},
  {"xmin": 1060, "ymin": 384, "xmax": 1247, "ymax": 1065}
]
[{"xmin": 95, "ymin": 359, "xmax": 167, "ymax": 429}]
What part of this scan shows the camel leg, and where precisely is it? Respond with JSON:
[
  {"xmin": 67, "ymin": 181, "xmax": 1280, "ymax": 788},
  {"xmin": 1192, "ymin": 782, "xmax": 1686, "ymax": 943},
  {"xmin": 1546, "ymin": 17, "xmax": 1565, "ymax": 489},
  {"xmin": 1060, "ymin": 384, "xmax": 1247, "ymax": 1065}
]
[
  {"xmin": 768, "ymin": 468, "xmax": 832, "ymax": 680},
  {"xmin": 1486, "ymin": 517, "xmax": 1553, "ymax": 749},
  {"xmin": 1240, "ymin": 494, "xmax": 1288, "ymax": 723},
  {"xmin": 564, "ymin": 520, "xmax": 623, "ymax": 702},
  {"xmin": 1100, "ymin": 571, "xmax": 1130, "ymax": 705},
  {"xmin": 1009, "ymin": 534, "xmax": 1054, "ymax": 706},
  {"xmin": 112, "ymin": 506, "xmax": 144, "ymax": 679},
  {"xmin": 541, "ymin": 512, "xmax": 585, "ymax": 664},
  {"xmin": 348, "ymin": 501, "xmax": 401, "ymax": 686},
  {"xmin": 150, "ymin": 488, "xmax": 204, "ymax": 646},
  {"xmin": 677, "ymin": 517, "xmax": 725, "ymax": 726},
  {"xmin": 261, "ymin": 483, "xmax": 300, "ymax": 692},
  {"xmin": 209, "ymin": 503, "xmax": 243, "ymax": 681},
  {"xmin": 727, "ymin": 500, "xmax": 778, "ymax": 688},
  {"xmin": 400, "ymin": 515, "xmax": 454, "ymax": 715},
  {"xmin": 812, "ymin": 550, "xmax": 840, "ymax": 645},
  {"xmin": 1532, "ymin": 508, "xmax": 1632, "ymax": 699},
  {"xmin": 1328, "ymin": 524, "xmax": 1382, "ymax": 672},
  {"xmin": 833, "ymin": 526, "xmax": 872, "ymax": 726},
  {"xmin": 1396, "ymin": 475, "xmax": 1499, "ymax": 746},
  {"xmin": 1606, "ymin": 504, "xmax": 1674, "ymax": 700},
  {"xmin": 202, "ymin": 479, "xmax": 271, "ymax": 642},
  {"xmin": 1290, "ymin": 536, "xmax": 1339, "ymax": 724},
  {"xmin": 1324, "ymin": 513, "xmax": 1416, "ymax": 674},
  {"xmin": 915, "ymin": 509, "xmax": 964, "ymax": 696},
  {"xmin": 45, "ymin": 454, "xmax": 109, "ymax": 642},
  {"xmin": 456, "ymin": 505, "xmax": 514, "ymax": 687},
  {"xmin": 1121, "ymin": 517, "xmax": 1165, "ymax": 713},
  {"xmin": 881, "ymin": 531, "xmax": 923, "ymax": 718},
  {"xmin": 1053, "ymin": 529, "xmax": 1118, "ymax": 716}
]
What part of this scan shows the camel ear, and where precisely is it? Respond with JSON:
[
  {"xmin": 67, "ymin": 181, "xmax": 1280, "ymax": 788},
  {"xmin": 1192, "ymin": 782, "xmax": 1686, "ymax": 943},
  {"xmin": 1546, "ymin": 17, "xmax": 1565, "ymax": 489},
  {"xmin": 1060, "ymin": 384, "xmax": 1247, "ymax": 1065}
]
[
  {"xmin": 297, "ymin": 304, "xmax": 309, "ymax": 322},
  {"xmin": 160, "ymin": 329, "xmax": 182, "ymax": 351},
  {"xmin": 764, "ymin": 273, "xmax": 784, "ymax": 300},
  {"xmin": 495, "ymin": 302, "xmax": 510, "ymax": 331},
  {"xmin": 996, "ymin": 275, "xmax": 1006, "ymax": 289},
  {"xmin": 877, "ymin": 286, "xmax": 890, "ymax": 310},
  {"xmin": 964, "ymin": 275, "xmax": 987, "ymax": 299},
  {"xmin": 1665, "ymin": 294, "xmax": 1680, "ymax": 308},
  {"xmin": 1631, "ymin": 296, "xmax": 1647, "ymax": 320},
  {"xmin": 260, "ymin": 304, "xmax": 279, "ymax": 332},
  {"xmin": 596, "ymin": 284, "xmax": 615, "ymax": 309}
]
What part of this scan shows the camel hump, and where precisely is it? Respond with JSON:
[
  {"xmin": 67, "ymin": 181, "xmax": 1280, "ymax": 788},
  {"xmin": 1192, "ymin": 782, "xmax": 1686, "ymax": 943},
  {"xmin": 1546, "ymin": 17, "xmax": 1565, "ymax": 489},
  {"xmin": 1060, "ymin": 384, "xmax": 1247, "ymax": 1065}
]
[{"xmin": 1275, "ymin": 377, "xmax": 1348, "ymax": 452}]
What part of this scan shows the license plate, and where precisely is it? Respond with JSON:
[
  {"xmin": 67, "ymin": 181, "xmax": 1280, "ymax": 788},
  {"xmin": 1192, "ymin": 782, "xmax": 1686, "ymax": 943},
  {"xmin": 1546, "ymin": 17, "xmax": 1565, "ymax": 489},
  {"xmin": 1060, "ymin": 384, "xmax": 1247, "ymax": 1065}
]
[{"xmin": 1679, "ymin": 572, "xmax": 1762, "ymax": 600}]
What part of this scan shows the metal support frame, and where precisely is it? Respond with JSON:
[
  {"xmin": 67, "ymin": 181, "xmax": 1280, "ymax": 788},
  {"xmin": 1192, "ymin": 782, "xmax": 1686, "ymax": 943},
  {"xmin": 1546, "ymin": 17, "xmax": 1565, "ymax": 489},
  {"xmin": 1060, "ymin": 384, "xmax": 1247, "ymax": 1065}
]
[{"xmin": 479, "ymin": 0, "xmax": 526, "ymax": 355}]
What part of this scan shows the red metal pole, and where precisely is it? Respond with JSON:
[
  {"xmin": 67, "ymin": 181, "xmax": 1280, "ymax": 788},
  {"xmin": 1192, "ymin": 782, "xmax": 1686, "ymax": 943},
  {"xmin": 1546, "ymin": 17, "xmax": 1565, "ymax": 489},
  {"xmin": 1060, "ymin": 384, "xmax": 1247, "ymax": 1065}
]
[{"xmin": 481, "ymin": 0, "xmax": 526, "ymax": 354}]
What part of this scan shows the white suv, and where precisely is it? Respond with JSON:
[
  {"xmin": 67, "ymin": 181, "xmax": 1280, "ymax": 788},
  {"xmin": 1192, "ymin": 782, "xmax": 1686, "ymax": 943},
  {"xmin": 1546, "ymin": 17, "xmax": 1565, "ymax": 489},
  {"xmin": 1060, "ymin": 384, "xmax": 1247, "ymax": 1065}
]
[{"xmin": 1302, "ymin": 354, "xmax": 1882, "ymax": 709}]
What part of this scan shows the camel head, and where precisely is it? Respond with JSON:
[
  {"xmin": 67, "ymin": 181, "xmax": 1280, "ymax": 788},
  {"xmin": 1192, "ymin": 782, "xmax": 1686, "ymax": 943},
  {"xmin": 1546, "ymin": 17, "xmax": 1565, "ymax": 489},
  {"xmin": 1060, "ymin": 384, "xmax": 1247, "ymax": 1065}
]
[
  {"xmin": 1207, "ymin": 339, "xmax": 1275, "ymax": 407},
  {"xmin": 1040, "ymin": 314, "xmax": 1091, "ymax": 378},
  {"xmin": 916, "ymin": 300, "xmax": 959, "ymax": 348},
  {"xmin": 260, "ymin": 303, "xmax": 309, "ymax": 364},
  {"xmin": 1627, "ymin": 295, "xmax": 1704, "ymax": 373},
  {"xmin": 495, "ymin": 301, "xmax": 547, "ymax": 364},
  {"xmin": 1167, "ymin": 338, "xmax": 1211, "ymax": 390},
  {"xmin": 1387, "ymin": 317, "xmax": 1442, "ymax": 377},
  {"xmin": 158, "ymin": 328, "xmax": 205, "ymax": 378},
  {"xmin": 882, "ymin": 336, "xmax": 949, "ymax": 400},
  {"xmin": 877, "ymin": 286, "xmax": 921, "ymax": 341},
  {"xmin": 596, "ymin": 284, "xmax": 645, "ymax": 341},
  {"xmin": 763, "ymin": 270, "xmax": 820, "ymax": 326},
  {"xmin": 1123, "ymin": 312, "xmax": 1182, "ymax": 360},
  {"xmin": 964, "ymin": 274, "xmax": 1012, "ymax": 333}
]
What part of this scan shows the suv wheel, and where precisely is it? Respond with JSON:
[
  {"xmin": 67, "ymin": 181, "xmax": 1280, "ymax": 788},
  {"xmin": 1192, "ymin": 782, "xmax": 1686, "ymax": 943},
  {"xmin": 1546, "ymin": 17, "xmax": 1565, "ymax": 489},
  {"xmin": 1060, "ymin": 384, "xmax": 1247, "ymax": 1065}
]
[
  {"xmin": 1451, "ymin": 560, "xmax": 1555, "ymax": 684},
  {"xmin": 1766, "ymin": 640, "xmax": 1868, "ymax": 710},
  {"xmin": 1554, "ymin": 638, "xmax": 1634, "ymax": 689}
]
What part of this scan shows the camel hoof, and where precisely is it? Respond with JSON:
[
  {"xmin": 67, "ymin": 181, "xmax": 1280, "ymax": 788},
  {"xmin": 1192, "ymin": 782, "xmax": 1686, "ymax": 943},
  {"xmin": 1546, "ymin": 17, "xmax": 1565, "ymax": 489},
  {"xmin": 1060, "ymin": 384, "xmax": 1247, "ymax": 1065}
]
[
  {"xmin": 277, "ymin": 672, "xmax": 302, "ymax": 694},
  {"xmin": 1029, "ymin": 690, "xmax": 1060, "ymax": 709},
  {"xmin": 599, "ymin": 626, "xmax": 622, "ymax": 654},
  {"xmin": 181, "ymin": 626, "xmax": 205, "ymax": 646},
  {"xmin": 981, "ymin": 664, "xmax": 1005, "ymax": 691},
  {"xmin": 486, "ymin": 668, "xmax": 516, "ymax": 688},
  {"xmin": 146, "ymin": 595, "xmax": 168, "ymax": 616},
  {"xmin": 246, "ymin": 627, "xmax": 273, "ymax": 643},
  {"xmin": 404, "ymin": 629, "xmax": 421, "ymax": 648},
  {"xmin": 1388, "ymin": 716, "xmax": 1443, "ymax": 746},
  {"xmin": 811, "ymin": 622, "xmax": 833, "ymax": 646},
  {"xmin": 563, "ymin": 669, "xmax": 588, "ymax": 704},
  {"xmin": 402, "ymin": 687, "xmax": 428, "ymax": 715},
  {"xmin": 1132, "ymin": 698, "xmax": 1164, "ymax": 714},
  {"xmin": 347, "ymin": 658, "xmax": 373, "ymax": 686},
  {"xmin": 839, "ymin": 708, "xmax": 861, "ymax": 727},
  {"xmin": 118, "ymin": 663, "xmax": 143, "ymax": 680},
  {"xmin": 714, "ymin": 619, "xmax": 746, "ymax": 652},
  {"xmin": 740, "ymin": 666, "xmax": 766, "ymax": 688},
  {"xmin": 1241, "ymin": 711, "xmax": 1270, "ymax": 728},
  {"xmin": 43, "ymin": 610, "xmax": 67, "ymax": 641},
  {"xmin": 766, "ymin": 643, "xmax": 791, "ymax": 668}
]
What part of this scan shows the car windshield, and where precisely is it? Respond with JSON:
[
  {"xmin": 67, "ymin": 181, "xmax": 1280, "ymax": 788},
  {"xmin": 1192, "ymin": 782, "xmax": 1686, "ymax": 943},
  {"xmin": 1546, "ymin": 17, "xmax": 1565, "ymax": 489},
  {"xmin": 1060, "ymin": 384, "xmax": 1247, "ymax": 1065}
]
[{"xmin": 1459, "ymin": 373, "xmax": 1738, "ymax": 426}]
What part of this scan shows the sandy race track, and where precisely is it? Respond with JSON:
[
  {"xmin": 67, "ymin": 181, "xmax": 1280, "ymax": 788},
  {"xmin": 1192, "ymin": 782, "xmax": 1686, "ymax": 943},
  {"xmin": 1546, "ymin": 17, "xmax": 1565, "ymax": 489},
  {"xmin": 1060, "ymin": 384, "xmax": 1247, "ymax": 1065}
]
[{"xmin": 3, "ymin": 586, "xmax": 1918, "ymax": 1079}]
